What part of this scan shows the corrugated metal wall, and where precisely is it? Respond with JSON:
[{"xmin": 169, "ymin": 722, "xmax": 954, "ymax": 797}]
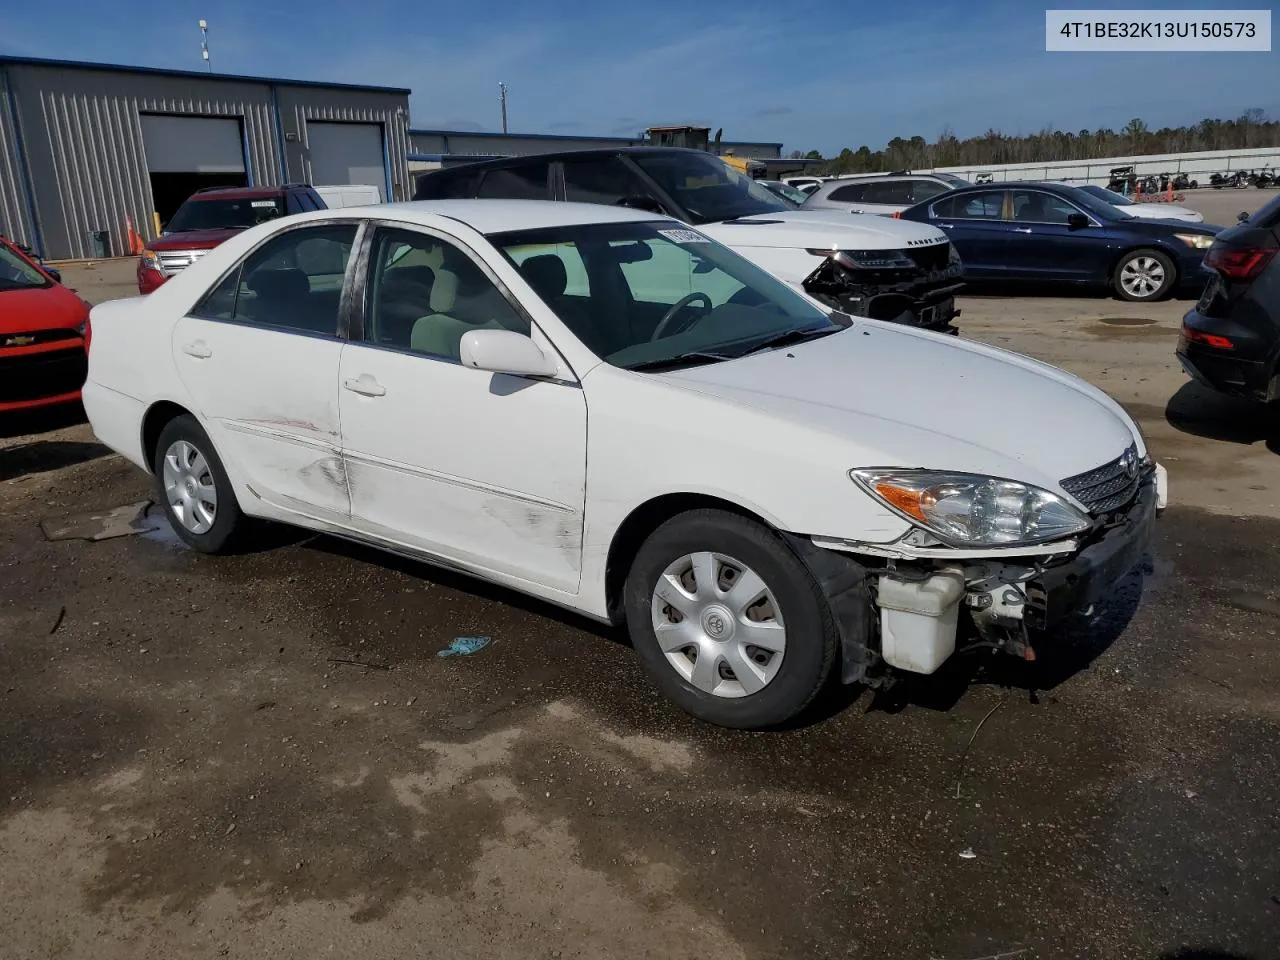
[
  {"xmin": 278, "ymin": 87, "xmax": 410, "ymax": 201},
  {"xmin": 3, "ymin": 62, "xmax": 410, "ymax": 260},
  {"xmin": 0, "ymin": 67, "xmax": 36, "ymax": 249}
]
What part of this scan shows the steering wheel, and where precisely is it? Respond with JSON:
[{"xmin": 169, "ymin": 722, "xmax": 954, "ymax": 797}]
[{"xmin": 651, "ymin": 292, "xmax": 713, "ymax": 341}]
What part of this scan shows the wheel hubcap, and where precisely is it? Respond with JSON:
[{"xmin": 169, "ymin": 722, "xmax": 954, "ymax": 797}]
[
  {"xmin": 650, "ymin": 551, "xmax": 786, "ymax": 699},
  {"xmin": 162, "ymin": 439, "xmax": 218, "ymax": 535},
  {"xmin": 1121, "ymin": 257, "xmax": 1166, "ymax": 298}
]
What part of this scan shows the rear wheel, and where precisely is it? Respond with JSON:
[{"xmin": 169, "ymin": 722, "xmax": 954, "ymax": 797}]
[
  {"xmin": 152, "ymin": 415, "xmax": 245, "ymax": 553},
  {"xmin": 1114, "ymin": 248, "xmax": 1175, "ymax": 302},
  {"xmin": 623, "ymin": 509, "xmax": 838, "ymax": 729}
]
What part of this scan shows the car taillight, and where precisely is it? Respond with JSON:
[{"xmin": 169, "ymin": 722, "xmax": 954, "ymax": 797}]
[
  {"xmin": 1182, "ymin": 326, "xmax": 1233, "ymax": 350},
  {"xmin": 1204, "ymin": 244, "xmax": 1277, "ymax": 281}
]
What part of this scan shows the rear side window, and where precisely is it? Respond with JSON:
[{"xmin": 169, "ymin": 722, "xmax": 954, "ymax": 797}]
[
  {"xmin": 477, "ymin": 163, "xmax": 551, "ymax": 200},
  {"xmin": 828, "ymin": 183, "xmax": 866, "ymax": 202},
  {"xmin": 863, "ymin": 181, "xmax": 913, "ymax": 204},
  {"xmin": 192, "ymin": 224, "xmax": 357, "ymax": 335},
  {"xmin": 414, "ymin": 167, "xmax": 482, "ymax": 200}
]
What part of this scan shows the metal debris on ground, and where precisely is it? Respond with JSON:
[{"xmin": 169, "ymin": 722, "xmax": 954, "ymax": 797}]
[
  {"xmin": 438, "ymin": 636, "xmax": 491, "ymax": 658},
  {"xmin": 954, "ymin": 693, "xmax": 1010, "ymax": 799},
  {"xmin": 327, "ymin": 657, "xmax": 390, "ymax": 671},
  {"xmin": 48, "ymin": 606, "xmax": 65, "ymax": 635},
  {"xmin": 958, "ymin": 847, "xmax": 978, "ymax": 860},
  {"xmin": 39, "ymin": 500, "xmax": 160, "ymax": 542}
]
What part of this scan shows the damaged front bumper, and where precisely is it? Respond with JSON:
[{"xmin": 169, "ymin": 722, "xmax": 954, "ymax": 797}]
[
  {"xmin": 802, "ymin": 245, "xmax": 966, "ymax": 335},
  {"xmin": 797, "ymin": 465, "xmax": 1166, "ymax": 683}
]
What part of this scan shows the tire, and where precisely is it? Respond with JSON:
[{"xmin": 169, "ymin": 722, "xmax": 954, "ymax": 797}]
[
  {"xmin": 1113, "ymin": 248, "xmax": 1176, "ymax": 302},
  {"xmin": 623, "ymin": 509, "xmax": 839, "ymax": 729},
  {"xmin": 152, "ymin": 414, "xmax": 245, "ymax": 554}
]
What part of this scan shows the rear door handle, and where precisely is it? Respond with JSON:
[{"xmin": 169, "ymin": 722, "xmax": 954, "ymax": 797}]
[
  {"xmin": 343, "ymin": 375, "xmax": 386, "ymax": 397},
  {"xmin": 1014, "ymin": 227, "xmax": 1032, "ymax": 233},
  {"xmin": 182, "ymin": 341, "xmax": 212, "ymax": 359}
]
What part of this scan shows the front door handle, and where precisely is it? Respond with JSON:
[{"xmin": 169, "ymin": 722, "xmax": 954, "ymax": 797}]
[
  {"xmin": 1014, "ymin": 227, "xmax": 1032, "ymax": 233},
  {"xmin": 343, "ymin": 375, "xmax": 386, "ymax": 397},
  {"xmin": 182, "ymin": 341, "xmax": 212, "ymax": 359},
  {"xmin": 937, "ymin": 223, "xmax": 954, "ymax": 229}
]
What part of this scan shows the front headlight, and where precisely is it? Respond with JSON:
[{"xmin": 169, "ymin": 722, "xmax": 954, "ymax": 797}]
[
  {"xmin": 851, "ymin": 469, "xmax": 1092, "ymax": 547},
  {"xmin": 1175, "ymin": 233, "xmax": 1215, "ymax": 250}
]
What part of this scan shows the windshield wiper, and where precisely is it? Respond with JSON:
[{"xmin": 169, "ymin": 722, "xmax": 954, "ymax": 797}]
[
  {"xmin": 626, "ymin": 350, "xmax": 733, "ymax": 372},
  {"xmin": 739, "ymin": 326, "xmax": 838, "ymax": 357}
]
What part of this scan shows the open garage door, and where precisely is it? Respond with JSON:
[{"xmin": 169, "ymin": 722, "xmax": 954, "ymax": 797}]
[
  {"xmin": 141, "ymin": 115, "xmax": 247, "ymax": 225},
  {"xmin": 307, "ymin": 122, "xmax": 386, "ymax": 201}
]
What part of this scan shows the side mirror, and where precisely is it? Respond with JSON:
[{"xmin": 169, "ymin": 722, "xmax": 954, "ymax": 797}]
[
  {"xmin": 617, "ymin": 194, "xmax": 665, "ymax": 214},
  {"xmin": 1066, "ymin": 213, "xmax": 1089, "ymax": 230},
  {"xmin": 459, "ymin": 329, "xmax": 558, "ymax": 378},
  {"xmin": 1238, "ymin": 211, "xmax": 1250, "ymax": 223},
  {"xmin": 43, "ymin": 266, "xmax": 62, "ymax": 283}
]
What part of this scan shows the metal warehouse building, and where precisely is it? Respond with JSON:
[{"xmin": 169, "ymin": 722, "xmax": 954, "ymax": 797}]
[{"xmin": 0, "ymin": 56, "xmax": 411, "ymax": 260}]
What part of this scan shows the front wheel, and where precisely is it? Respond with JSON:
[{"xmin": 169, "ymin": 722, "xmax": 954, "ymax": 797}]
[
  {"xmin": 1114, "ymin": 248, "xmax": 1176, "ymax": 302},
  {"xmin": 153, "ymin": 414, "xmax": 246, "ymax": 553},
  {"xmin": 623, "ymin": 509, "xmax": 838, "ymax": 729}
]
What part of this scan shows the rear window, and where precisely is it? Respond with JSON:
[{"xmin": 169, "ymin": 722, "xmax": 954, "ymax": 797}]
[{"xmin": 167, "ymin": 196, "xmax": 285, "ymax": 232}]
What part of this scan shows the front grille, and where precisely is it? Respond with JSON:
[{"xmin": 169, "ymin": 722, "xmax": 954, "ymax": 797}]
[
  {"xmin": 157, "ymin": 249, "xmax": 210, "ymax": 276},
  {"xmin": 904, "ymin": 242, "xmax": 952, "ymax": 272},
  {"xmin": 1060, "ymin": 444, "xmax": 1142, "ymax": 515},
  {"xmin": 1, "ymin": 329, "xmax": 80, "ymax": 348},
  {"xmin": 0, "ymin": 347, "xmax": 87, "ymax": 403}
]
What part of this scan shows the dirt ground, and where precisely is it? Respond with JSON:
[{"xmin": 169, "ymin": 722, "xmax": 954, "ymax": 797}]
[{"xmin": 3, "ymin": 191, "xmax": 1280, "ymax": 960}]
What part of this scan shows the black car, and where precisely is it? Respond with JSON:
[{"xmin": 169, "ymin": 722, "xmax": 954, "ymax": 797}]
[
  {"xmin": 1178, "ymin": 194, "xmax": 1280, "ymax": 401},
  {"xmin": 899, "ymin": 181, "xmax": 1221, "ymax": 302},
  {"xmin": 414, "ymin": 147, "xmax": 965, "ymax": 333}
]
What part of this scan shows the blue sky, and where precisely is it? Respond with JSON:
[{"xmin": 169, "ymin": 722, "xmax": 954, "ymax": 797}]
[{"xmin": 1, "ymin": 0, "xmax": 1275, "ymax": 154}]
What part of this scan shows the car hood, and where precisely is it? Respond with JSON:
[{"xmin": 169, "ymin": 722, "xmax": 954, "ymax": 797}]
[
  {"xmin": 661, "ymin": 321, "xmax": 1140, "ymax": 495},
  {"xmin": 0, "ymin": 282, "xmax": 90, "ymax": 334},
  {"xmin": 147, "ymin": 227, "xmax": 245, "ymax": 251},
  {"xmin": 1118, "ymin": 204, "xmax": 1203, "ymax": 221},
  {"xmin": 702, "ymin": 210, "xmax": 948, "ymax": 251}
]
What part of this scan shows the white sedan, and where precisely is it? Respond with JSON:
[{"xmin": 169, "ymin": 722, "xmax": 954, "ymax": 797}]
[
  {"xmin": 1076, "ymin": 184, "xmax": 1205, "ymax": 223},
  {"xmin": 83, "ymin": 200, "xmax": 1165, "ymax": 729}
]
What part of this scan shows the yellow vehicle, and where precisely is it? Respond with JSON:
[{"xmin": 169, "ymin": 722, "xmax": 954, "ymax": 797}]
[
  {"xmin": 645, "ymin": 125, "xmax": 767, "ymax": 179},
  {"xmin": 721, "ymin": 153, "xmax": 767, "ymax": 179}
]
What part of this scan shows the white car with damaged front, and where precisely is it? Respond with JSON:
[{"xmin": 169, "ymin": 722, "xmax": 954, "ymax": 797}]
[{"xmin": 82, "ymin": 199, "xmax": 1167, "ymax": 730}]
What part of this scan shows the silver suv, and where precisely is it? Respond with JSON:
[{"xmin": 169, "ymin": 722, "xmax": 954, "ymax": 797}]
[{"xmin": 803, "ymin": 172, "xmax": 970, "ymax": 216}]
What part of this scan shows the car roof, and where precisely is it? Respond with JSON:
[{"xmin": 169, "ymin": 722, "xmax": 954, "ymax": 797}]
[
  {"xmin": 188, "ymin": 185, "xmax": 302, "ymax": 201},
  {"xmin": 307, "ymin": 198, "xmax": 666, "ymax": 233},
  {"xmin": 428, "ymin": 146, "xmax": 726, "ymax": 172}
]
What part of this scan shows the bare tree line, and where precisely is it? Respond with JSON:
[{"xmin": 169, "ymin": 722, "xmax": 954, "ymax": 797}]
[{"xmin": 788, "ymin": 109, "xmax": 1279, "ymax": 174}]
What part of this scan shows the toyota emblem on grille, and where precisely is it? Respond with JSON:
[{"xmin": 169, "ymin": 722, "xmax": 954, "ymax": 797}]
[{"xmin": 1120, "ymin": 448, "xmax": 1138, "ymax": 479}]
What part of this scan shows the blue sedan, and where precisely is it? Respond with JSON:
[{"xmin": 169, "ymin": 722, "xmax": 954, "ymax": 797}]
[{"xmin": 898, "ymin": 181, "xmax": 1221, "ymax": 302}]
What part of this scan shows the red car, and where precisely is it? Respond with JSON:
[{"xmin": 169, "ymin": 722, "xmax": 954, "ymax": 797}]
[
  {"xmin": 137, "ymin": 184, "xmax": 326, "ymax": 294},
  {"xmin": 0, "ymin": 236, "xmax": 91, "ymax": 413}
]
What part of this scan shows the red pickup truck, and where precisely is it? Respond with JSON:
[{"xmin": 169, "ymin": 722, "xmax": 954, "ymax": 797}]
[{"xmin": 137, "ymin": 184, "xmax": 327, "ymax": 294}]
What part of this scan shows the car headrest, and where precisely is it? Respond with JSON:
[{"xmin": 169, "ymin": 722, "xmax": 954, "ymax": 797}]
[
  {"xmin": 429, "ymin": 268, "xmax": 459, "ymax": 313},
  {"xmin": 518, "ymin": 255, "xmax": 568, "ymax": 298},
  {"xmin": 246, "ymin": 267, "xmax": 309, "ymax": 301}
]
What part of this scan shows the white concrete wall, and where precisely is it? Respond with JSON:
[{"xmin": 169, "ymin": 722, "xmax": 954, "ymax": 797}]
[{"xmin": 922, "ymin": 146, "xmax": 1280, "ymax": 186}]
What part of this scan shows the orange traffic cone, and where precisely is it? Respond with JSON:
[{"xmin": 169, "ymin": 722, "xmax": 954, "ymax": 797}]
[
  {"xmin": 125, "ymin": 215, "xmax": 143, "ymax": 255},
  {"xmin": 1166, "ymin": 180, "xmax": 1174, "ymax": 201}
]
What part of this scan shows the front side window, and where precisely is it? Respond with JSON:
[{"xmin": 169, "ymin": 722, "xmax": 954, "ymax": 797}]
[
  {"xmin": 933, "ymin": 190, "xmax": 1005, "ymax": 220},
  {"xmin": 0, "ymin": 242, "xmax": 50, "ymax": 290},
  {"xmin": 364, "ymin": 227, "xmax": 529, "ymax": 361},
  {"xmin": 562, "ymin": 157, "xmax": 649, "ymax": 205},
  {"xmin": 476, "ymin": 163, "xmax": 551, "ymax": 200},
  {"xmin": 167, "ymin": 196, "xmax": 286, "ymax": 232},
  {"xmin": 1012, "ymin": 190, "xmax": 1084, "ymax": 224},
  {"xmin": 630, "ymin": 152, "xmax": 790, "ymax": 224},
  {"xmin": 492, "ymin": 221, "xmax": 840, "ymax": 370},
  {"xmin": 192, "ymin": 224, "xmax": 356, "ymax": 334}
]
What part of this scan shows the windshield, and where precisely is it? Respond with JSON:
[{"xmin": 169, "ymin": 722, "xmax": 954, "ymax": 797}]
[
  {"xmin": 491, "ymin": 220, "xmax": 842, "ymax": 371},
  {"xmin": 0, "ymin": 242, "xmax": 50, "ymax": 291},
  {"xmin": 1081, "ymin": 184, "xmax": 1134, "ymax": 206},
  {"xmin": 166, "ymin": 196, "xmax": 285, "ymax": 232},
  {"xmin": 631, "ymin": 152, "xmax": 792, "ymax": 224},
  {"xmin": 1055, "ymin": 184, "xmax": 1123, "ymax": 221},
  {"xmin": 759, "ymin": 181, "xmax": 807, "ymax": 206}
]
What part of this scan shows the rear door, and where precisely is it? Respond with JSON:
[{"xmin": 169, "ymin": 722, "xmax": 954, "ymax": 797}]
[
  {"xmin": 927, "ymin": 189, "xmax": 1011, "ymax": 277},
  {"xmin": 171, "ymin": 222, "xmax": 359, "ymax": 518}
]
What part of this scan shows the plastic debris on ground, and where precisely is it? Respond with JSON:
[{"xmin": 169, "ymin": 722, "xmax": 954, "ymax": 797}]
[{"xmin": 438, "ymin": 636, "xmax": 491, "ymax": 658}]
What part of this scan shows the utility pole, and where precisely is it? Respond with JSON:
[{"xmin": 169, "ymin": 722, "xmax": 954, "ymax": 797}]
[
  {"xmin": 199, "ymin": 20, "xmax": 212, "ymax": 72},
  {"xmin": 498, "ymin": 82, "xmax": 508, "ymax": 134}
]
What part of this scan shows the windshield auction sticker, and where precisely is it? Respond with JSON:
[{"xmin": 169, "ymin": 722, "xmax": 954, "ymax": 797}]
[
  {"xmin": 659, "ymin": 229, "xmax": 710, "ymax": 244},
  {"xmin": 1046, "ymin": 9, "xmax": 1270, "ymax": 50}
]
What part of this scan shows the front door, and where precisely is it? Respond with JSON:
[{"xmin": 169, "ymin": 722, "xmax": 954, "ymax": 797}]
[
  {"xmin": 1005, "ymin": 188, "xmax": 1107, "ymax": 280},
  {"xmin": 337, "ymin": 224, "xmax": 588, "ymax": 593},
  {"xmin": 171, "ymin": 222, "xmax": 358, "ymax": 518}
]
